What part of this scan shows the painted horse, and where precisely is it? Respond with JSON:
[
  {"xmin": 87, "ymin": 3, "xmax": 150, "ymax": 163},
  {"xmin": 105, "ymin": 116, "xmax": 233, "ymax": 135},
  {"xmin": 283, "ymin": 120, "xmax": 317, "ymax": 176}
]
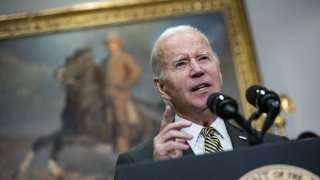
[{"xmin": 15, "ymin": 48, "xmax": 113, "ymax": 178}]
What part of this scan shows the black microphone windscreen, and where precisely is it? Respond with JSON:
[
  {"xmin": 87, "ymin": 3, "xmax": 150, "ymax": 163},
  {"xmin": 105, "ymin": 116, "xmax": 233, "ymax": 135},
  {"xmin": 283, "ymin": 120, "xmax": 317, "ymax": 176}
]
[
  {"xmin": 246, "ymin": 85, "xmax": 265, "ymax": 105},
  {"xmin": 206, "ymin": 93, "xmax": 220, "ymax": 112}
]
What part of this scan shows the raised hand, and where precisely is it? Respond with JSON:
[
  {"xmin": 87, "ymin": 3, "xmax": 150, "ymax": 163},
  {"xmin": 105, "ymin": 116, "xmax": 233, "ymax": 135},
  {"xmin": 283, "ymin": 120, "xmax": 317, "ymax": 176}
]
[{"xmin": 153, "ymin": 106, "xmax": 193, "ymax": 160}]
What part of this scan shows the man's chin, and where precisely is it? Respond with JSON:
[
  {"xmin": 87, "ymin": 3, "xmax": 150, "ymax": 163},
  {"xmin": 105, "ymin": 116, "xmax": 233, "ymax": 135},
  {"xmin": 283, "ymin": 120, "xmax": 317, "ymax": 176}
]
[{"xmin": 192, "ymin": 101, "xmax": 208, "ymax": 111}]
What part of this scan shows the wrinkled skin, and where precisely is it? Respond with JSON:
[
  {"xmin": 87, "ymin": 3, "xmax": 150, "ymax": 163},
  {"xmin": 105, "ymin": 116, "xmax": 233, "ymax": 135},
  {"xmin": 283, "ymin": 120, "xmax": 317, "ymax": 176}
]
[{"xmin": 153, "ymin": 30, "xmax": 222, "ymax": 160}]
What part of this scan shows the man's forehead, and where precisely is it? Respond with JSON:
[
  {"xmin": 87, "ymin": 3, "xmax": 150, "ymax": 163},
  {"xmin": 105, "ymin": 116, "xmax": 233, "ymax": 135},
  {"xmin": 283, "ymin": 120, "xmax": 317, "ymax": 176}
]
[
  {"xmin": 159, "ymin": 32, "xmax": 210, "ymax": 57},
  {"xmin": 163, "ymin": 30, "xmax": 202, "ymax": 44}
]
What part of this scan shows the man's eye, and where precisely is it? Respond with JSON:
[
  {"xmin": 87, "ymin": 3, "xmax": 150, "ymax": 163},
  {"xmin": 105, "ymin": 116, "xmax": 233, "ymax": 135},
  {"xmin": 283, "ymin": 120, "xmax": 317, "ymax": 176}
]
[
  {"xmin": 199, "ymin": 56, "xmax": 209, "ymax": 61},
  {"xmin": 175, "ymin": 61, "xmax": 187, "ymax": 67}
]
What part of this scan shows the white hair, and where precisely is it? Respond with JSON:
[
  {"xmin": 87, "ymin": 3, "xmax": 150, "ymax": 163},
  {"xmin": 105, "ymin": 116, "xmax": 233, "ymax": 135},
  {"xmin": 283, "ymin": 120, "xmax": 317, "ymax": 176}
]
[{"xmin": 150, "ymin": 25, "xmax": 220, "ymax": 79}]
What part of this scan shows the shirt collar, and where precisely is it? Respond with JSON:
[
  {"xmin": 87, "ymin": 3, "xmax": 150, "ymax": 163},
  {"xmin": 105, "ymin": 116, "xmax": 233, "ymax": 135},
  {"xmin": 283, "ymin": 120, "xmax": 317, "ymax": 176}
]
[
  {"xmin": 175, "ymin": 115, "xmax": 203, "ymax": 149},
  {"xmin": 175, "ymin": 114, "xmax": 231, "ymax": 148},
  {"xmin": 211, "ymin": 117, "xmax": 231, "ymax": 144}
]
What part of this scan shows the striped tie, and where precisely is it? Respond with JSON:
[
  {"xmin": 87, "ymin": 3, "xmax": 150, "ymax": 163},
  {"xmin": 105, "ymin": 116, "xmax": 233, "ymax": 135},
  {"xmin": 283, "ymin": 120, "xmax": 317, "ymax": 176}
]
[{"xmin": 201, "ymin": 127, "xmax": 223, "ymax": 153}]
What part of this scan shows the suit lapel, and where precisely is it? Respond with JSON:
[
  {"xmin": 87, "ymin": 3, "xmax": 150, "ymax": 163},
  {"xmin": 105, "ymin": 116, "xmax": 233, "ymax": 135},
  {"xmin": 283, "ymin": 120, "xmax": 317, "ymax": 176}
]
[
  {"xmin": 183, "ymin": 144, "xmax": 195, "ymax": 156},
  {"xmin": 225, "ymin": 121, "xmax": 250, "ymax": 149}
]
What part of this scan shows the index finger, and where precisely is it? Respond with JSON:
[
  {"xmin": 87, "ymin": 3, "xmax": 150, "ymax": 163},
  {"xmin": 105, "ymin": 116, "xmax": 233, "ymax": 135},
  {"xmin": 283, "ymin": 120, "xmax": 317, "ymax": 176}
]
[{"xmin": 159, "ymin": 105, "xmax": 172, "ymax": 131}]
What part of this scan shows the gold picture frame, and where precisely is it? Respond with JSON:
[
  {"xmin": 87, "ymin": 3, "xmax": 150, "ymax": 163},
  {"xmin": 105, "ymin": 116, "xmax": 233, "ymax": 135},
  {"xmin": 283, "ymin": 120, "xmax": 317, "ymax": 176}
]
[
  {"xmin": 0, "ymin": 0, "xmax": 262, "ymax": 178},
  {"xmin": 0, "ymin": 0, "xmax": 261, "ymax": 116}
]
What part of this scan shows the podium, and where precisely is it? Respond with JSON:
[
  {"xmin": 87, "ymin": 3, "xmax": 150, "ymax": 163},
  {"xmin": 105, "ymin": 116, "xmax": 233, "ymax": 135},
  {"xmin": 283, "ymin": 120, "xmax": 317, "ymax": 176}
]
[{"xmin": 116, "ymin": 138, "xmax": 320, "ymax": 179}]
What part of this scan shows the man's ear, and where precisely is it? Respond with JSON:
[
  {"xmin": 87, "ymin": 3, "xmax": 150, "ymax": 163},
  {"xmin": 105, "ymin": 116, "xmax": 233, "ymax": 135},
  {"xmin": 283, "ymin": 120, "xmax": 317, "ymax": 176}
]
[
  {"xmin": 219, "ymin": 71, "xmax": 223, "ymax": 86},
  {"xmin": 154, "ymin": 77, "xmax": 171, "ymax": 100}
]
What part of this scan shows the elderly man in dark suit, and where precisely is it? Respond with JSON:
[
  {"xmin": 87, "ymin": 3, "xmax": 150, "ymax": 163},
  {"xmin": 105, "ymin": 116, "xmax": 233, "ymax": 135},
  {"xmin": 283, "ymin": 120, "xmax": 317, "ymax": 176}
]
[{"xmin": 115, "ymin": 25, "xmax": 287, "ymax": 166}]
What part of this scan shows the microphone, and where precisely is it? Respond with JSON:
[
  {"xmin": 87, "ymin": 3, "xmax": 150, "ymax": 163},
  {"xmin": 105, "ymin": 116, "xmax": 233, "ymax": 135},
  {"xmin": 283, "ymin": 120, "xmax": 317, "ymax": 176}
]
[
  {"xmin": 246, "ymin": 85, "xmax": 281, "ymax": 143},
  {"xmin": 206, "ymin": 93, "xmax": 238, "ymax": 120},
  {"xmin": 207, "ymin": 93, "xmax": 257, "ymax": 144},
  {"xmin": 246, "ymin": 85, "xmax": 281, "ymax": 116}
]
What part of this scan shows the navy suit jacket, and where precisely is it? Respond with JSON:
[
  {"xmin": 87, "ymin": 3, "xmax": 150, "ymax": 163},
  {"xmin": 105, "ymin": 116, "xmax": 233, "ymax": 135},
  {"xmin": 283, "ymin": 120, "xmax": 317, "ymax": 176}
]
[{"xmin": 116, "ymin": 121, "xmax": 288, "ymax": 166}]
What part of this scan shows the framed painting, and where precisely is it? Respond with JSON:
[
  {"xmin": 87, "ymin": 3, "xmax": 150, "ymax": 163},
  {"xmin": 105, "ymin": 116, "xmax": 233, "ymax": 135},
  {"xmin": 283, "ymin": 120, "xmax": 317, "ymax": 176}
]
[{"xmin": 0, "ymin": 0, "xmax": 261, "ymax": 179}]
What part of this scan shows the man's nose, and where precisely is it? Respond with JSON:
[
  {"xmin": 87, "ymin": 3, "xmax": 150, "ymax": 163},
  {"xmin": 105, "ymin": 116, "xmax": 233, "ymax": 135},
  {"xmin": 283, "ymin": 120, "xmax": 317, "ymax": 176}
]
[{"xmin": 190, "ymin": 60, "xmax": 204, "ymax": 78}]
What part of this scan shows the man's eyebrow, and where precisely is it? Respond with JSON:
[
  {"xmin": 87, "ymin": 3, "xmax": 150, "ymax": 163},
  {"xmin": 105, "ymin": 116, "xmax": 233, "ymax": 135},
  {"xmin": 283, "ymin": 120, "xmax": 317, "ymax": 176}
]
[
  {"xmin": 196, "ymin": 52, "xmax": 211, "ymax": 57},
  {"xmin": 169, "ymin": 51, "xmax": 212, "ymax": 65},
  {"xmin": 171, "ymin": 56, "xmax": 188, "ymax": 63}
]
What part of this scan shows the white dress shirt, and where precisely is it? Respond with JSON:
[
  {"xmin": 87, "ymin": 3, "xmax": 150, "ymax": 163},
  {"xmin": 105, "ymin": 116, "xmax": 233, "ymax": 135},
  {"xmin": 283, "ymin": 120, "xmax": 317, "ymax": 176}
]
[{"xmin": 175, "ymin": 115, "xmax": 233, "ymax": 155}]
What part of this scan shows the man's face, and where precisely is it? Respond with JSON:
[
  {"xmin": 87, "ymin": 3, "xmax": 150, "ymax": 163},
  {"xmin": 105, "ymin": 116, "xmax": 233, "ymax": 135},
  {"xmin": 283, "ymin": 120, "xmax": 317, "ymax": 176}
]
[
  {"xmin": 105, "ymin": 39, "xmax": 122, "ymax": 55},
  {"xmin": 155, "ymin": 31, "xmax": 222, "ymax": 116}
]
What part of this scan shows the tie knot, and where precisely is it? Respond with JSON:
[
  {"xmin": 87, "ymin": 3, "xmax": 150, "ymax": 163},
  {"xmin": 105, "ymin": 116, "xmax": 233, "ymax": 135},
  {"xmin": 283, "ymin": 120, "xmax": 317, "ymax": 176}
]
[
  {"xmin": 201, "ymin": 127, "xmax": 217, "ymax": 137},
  {"xmin": 201, "ymin": 127, "xmax": 223, "ymax": 153}
]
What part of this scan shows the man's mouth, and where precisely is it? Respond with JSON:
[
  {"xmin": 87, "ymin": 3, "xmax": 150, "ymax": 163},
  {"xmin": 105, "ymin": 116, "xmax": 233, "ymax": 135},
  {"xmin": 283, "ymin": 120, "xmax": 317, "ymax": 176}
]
[{"xmin": 191, "ymin": 83, "xmax": 211, "ymax": 92}]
